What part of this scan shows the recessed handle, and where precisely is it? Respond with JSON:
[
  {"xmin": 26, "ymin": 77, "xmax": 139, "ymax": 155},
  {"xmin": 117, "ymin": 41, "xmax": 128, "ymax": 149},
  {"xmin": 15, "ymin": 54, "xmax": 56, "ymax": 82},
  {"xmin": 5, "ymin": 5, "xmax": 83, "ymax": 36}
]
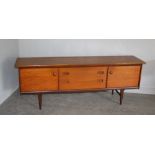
[
  {"xmin": 65, "ymin": 80, "xmax": 70, "ymax": 83},
  {"xmin": 98, "ymin": 79, "xmax": 104, "ymax": 83},
  {"xmin": 97, "ymin": 71, "xmax": 104, "ymax": 74},
  {"xmin": 63, "ymin": 72, "xmax": 70, "ymax": 75}
]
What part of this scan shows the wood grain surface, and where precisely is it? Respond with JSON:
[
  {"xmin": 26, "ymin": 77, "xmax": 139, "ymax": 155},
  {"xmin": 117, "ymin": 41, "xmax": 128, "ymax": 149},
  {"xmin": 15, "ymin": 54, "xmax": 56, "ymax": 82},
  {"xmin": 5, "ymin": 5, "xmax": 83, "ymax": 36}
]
[
  {"xmin": 20, "ymin": 68, "xmax": 58, "ymax": 92},
  {"xmin": 59, "ymin": 67, "xmax": 107, "ymax": 90},
  {"xmin": 16, "ymin": 56, "xmax": 145, "ymax": 68},
  {"xmin": 107, "ymin": 65, "xmax": 141, "ymax": 88}
]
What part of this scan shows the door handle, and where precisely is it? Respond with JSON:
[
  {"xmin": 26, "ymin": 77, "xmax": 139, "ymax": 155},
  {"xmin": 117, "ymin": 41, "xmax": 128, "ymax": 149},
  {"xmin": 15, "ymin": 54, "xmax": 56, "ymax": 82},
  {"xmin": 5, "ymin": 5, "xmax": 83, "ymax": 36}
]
[
  {"xmin": 109, "ymin": 71, "xmax": 113, "ymax": 75},
  {"xmin": 52, "ymin": 72, "xmax": 57, "ymax": 76}
]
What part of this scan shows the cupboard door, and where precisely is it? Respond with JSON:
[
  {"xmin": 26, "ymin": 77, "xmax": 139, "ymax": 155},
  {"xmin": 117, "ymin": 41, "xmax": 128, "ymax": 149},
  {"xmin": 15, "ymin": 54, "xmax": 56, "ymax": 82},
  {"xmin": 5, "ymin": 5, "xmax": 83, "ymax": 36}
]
[
  {"xmin": 107, "ymin": 65, "xmax": 141, "ymax": 88},
  {"xmin": 59, "ymin": 67, "xmax": 107, "ymax": 90},
  {"xmin": 20, "ymin": 68, "xmax": 58, "ymax": 92}
]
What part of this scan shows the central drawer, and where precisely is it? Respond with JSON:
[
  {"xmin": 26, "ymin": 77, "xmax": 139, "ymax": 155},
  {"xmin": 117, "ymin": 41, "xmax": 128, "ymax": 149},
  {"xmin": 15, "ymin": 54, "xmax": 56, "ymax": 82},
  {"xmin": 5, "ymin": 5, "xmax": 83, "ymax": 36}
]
[{"xmin": 59, "ymin": 67, "xmax": 107, "ymax": 90}]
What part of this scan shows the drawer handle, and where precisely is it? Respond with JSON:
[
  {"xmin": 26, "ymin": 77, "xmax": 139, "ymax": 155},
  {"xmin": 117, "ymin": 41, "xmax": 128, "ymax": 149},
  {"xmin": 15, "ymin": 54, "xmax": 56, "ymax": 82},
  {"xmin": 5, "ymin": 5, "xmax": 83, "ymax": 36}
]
[
  {"xmin": 62, "ymin": 80, "xmax": 70, "ymax": 83},
  {"xmin": 109, "ymin": 71, "xmax": 113, "ymax": 75},
  {"xmin": 65, "ymin": 80, "xmax": 70, "ymax": 83},
  {"xmin": 63, "ymin": 72, "xmax": 70, "ymax": 75},
  {"xmin": 97, "ymin": 71, "xmax": 104, "ymax": 74},
  {"xmin": 98, "ymin": 79, "xmax": 104, "ymax": 83}
]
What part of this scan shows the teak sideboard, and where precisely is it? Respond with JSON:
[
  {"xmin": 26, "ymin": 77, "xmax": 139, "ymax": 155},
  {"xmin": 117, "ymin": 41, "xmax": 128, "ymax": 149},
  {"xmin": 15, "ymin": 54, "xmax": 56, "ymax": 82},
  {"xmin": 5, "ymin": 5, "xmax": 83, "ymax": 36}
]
[{"xmin": 15, "ymin": 56, "xmax": 145, "ymax": 110}]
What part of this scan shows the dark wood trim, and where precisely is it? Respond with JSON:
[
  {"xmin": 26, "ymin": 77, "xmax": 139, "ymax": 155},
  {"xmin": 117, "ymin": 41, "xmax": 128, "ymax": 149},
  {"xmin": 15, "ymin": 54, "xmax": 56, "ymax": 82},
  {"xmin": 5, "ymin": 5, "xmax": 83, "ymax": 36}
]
[
  {"xmin": 110, "ymin": 89, "xmax": 125, "ymax": 105},
  {"xmin": 106, "ymin": 66, "xmax": 109, "ymax": 88},
  {"xmin": 15, "ymin": 56, "xmax": 146, "ymax": 68},
  {"xmin": 120, "ymin": 89, "xmax": 124, "ymax": 105},
  {"xmin": 20, "ymin": 86, "xmax": 139, "ymax": 94},
  {"xmin": 16, "ymin": 63, "xmax": 144, "ymax": 69},
  {"xmin": 38, "ymin": 94, "xmax": 42, "ymax": 110},
  {"xmin": 57, "ymin": 68, "xmax": 60, "ymax": 90},
  {"xmin": 115, "ymin": 89, "xmax": 121, "ymax": 96},
  {"xmin": 138, "ymin": 64, "xmax": 143, "ymax": 88},
  {"xmin": 112, "ymin": 90, "xmax": 114, "ymax": 95}
]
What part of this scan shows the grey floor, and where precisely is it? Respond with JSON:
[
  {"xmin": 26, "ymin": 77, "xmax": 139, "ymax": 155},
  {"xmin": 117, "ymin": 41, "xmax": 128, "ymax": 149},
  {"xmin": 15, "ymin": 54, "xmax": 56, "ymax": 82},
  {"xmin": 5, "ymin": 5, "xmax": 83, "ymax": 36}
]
[{"xmin": 0, "ymin": 90, "xmax": 155, "ymax": 115}]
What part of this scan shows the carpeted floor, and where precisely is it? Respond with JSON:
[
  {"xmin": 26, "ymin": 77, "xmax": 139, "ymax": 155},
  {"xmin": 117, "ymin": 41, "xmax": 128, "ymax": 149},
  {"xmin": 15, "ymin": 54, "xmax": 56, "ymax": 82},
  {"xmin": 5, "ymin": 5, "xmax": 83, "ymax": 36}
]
[{"xmin": 0, "ymin": 90, "xmax": 155, "ymax": 115}]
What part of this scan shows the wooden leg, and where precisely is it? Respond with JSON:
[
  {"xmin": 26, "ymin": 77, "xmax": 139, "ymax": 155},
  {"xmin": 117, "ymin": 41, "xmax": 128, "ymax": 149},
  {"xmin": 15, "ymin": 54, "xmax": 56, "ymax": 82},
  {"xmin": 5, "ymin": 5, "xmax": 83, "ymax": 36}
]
[
  {"xmin": 38, "ymin": 94, "xmax": 42, "ymax": 110},
  {"xmin": 120, "ymin": 89, "xmax": 124, "ymax": 105},
  {"xmin": 112, "ymin": 90, "xmax": 114, "ymax": 95}
]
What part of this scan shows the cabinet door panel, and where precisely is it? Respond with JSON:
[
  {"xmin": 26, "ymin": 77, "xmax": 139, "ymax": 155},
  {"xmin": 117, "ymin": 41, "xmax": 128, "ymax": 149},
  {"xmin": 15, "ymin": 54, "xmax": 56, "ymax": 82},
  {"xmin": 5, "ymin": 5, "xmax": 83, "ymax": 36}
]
[
  {"xmin": 20, "ymin": 68, "xmax": 58, "ymax": 92},
  {"xmin": 59, "ymin": 67, "xmax": 107, "ymax": 90},
  {"xmin": 107, "ymin": 65, "xmax": 141, "ymax": 88}
]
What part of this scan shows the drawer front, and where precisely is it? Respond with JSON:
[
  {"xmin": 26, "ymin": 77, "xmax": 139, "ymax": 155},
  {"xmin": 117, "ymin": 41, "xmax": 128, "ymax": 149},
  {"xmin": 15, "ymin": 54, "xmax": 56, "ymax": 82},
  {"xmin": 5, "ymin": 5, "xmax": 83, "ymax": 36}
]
[
  {"xmin": 107, "ymin": 65, "xmax": 141, "ymax": 88},
  {"xmin": 20, "ymin": 68, "xmax": 58, "ymax": 92},
  {"xmin": 59, "ymin": 67, "xmax": 107, "ymax": 90}
]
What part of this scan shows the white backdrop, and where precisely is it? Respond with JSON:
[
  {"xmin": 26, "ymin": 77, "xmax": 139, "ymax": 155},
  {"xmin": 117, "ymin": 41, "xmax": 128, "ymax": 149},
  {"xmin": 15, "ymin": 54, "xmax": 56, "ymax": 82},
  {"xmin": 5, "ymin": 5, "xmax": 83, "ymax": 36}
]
[
  {"xmin": 0, "ymin": 40, "xmax": 18, "ymax": 104},
  {"xmin": 18, "ymin": 39, "xmax": 155, "ymax": 94}
]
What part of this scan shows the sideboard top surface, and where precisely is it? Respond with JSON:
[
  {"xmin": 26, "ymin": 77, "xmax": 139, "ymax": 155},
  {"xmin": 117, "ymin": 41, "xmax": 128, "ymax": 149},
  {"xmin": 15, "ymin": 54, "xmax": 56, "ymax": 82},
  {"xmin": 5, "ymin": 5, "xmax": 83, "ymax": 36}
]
[{"xmin": 15, "ymin": 56, "xmax": 145, "ymax": 68}]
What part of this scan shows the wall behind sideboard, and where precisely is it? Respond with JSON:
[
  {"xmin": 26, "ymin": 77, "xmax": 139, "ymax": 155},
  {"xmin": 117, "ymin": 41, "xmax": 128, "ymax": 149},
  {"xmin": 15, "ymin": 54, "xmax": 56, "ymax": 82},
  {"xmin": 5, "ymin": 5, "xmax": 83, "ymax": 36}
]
[
  {"xmin": 18, "ymin": 39, "xmax": 155, "ymax": 94},
  {"xmin": 0, "ymin": 39, "xmax": 19, "ymax": 104}
]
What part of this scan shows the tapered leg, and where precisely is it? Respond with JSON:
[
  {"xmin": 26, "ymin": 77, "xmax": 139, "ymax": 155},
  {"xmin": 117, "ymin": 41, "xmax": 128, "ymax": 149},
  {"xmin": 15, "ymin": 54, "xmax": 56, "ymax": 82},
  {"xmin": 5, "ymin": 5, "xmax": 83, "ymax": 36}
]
[
  {"xmin": 112, "ymin": 90, "xmax": 114, "ymax": 95},
  {"xmin": 120, "ymin": 89, "xmax": 124, "ymax": 105},
  {"xmin": 38, "ymin": 94, "xmax": 42, "ymax": 110}
]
